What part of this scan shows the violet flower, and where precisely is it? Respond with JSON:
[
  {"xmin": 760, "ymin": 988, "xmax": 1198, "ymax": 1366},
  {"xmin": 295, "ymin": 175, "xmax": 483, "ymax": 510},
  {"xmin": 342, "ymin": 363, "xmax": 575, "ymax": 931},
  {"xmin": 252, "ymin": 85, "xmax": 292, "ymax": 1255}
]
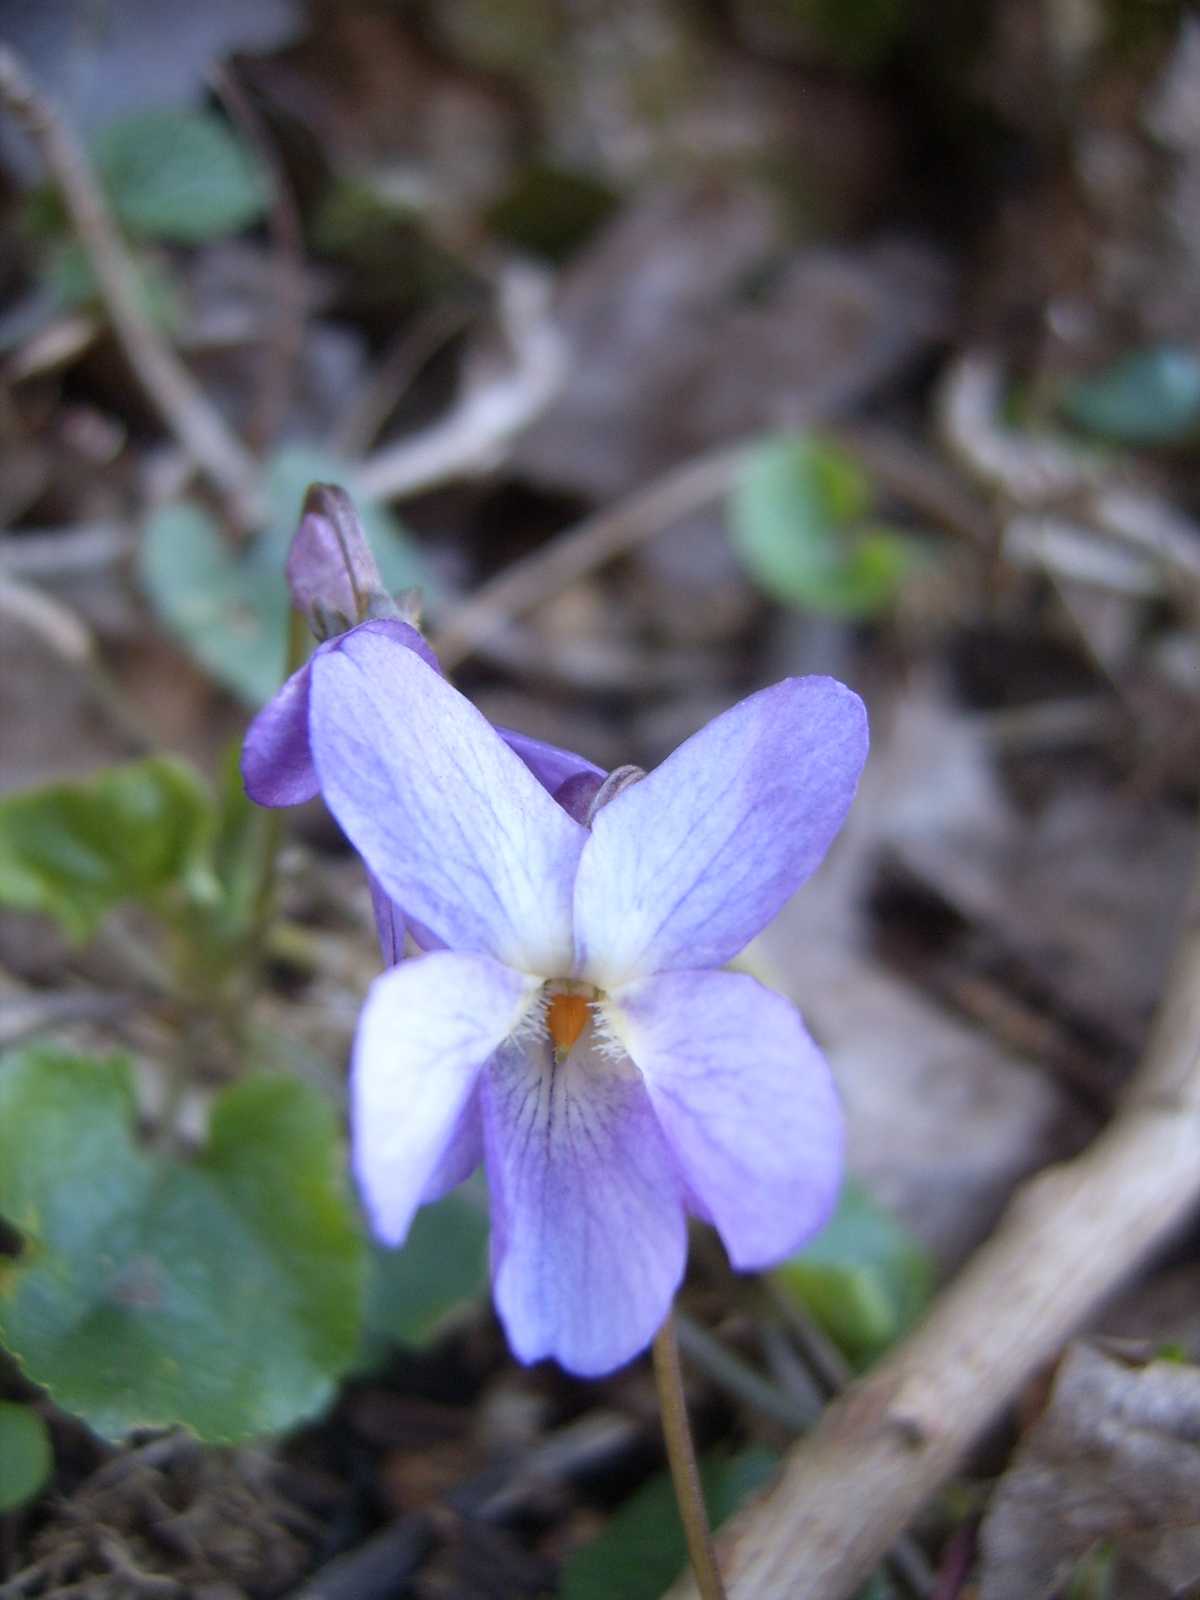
[{"xmin": 303, "ymin": 626, "xmax": 867, "ymax": 1376}]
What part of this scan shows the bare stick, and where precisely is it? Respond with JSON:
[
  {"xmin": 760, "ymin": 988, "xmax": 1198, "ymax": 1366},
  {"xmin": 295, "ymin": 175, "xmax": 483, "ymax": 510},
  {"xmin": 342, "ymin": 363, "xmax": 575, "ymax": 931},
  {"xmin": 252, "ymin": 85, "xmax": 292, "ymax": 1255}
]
[
  {"xmin": 210, "ymin": 63, "xmax": 306, "ymax": 455},
  {"xmin": 357, "ymin": 262, "xmax": 565, "ymax": 504},
  {"xmin": 0, "ymin": 45, "xmax": 259, "ymax": 515},
  {"xmin": 667, "ymin": 839, "xmax": 1200, "ymax": 1600},
  {"xmin": 432, "ymin": 445, "xmax": 748, "ymax": 670}
]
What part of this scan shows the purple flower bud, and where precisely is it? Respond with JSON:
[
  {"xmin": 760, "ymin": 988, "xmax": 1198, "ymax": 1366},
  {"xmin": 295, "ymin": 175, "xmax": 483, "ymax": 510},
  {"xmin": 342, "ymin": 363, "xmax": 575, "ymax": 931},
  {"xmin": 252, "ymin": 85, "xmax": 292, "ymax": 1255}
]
[{"xmin": 285, "ymin": 484, "xmax": 397, "ymax": 641}]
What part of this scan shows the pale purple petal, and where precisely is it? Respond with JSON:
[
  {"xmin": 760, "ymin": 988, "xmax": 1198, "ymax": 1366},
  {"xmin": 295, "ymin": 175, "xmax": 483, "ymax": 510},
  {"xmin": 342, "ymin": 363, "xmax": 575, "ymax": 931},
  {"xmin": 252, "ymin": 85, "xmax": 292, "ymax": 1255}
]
[
  {"xmin": 574, "ymin": 677, "xmax": 868, "ymax": 987},
  {"xmin": 496, "ymin": 727, "xmax": 605, "ymax": 798},
  {"xmin": 421, "ymin": 1092, "xmax": 483, "ymax": 1202},
  {"xmin": 611, "ymin": 969, "xmax": 843, "ymax": 1269},
  {"xmin": 352, "ymin": 951, "xmax": 538, "ymax": 1244},
  {"xmin": 482, "ymin": 1035, "xmax": 687, "ymax": 1376},
  {"xmin": 310, "ymin": 628, "xmax": 586, "ymax": 973},
  {"xmin": 241, "ymin": 618, "xmax": 438, "ymax": 808},
  {"xmin": 242, "ymin": 659, "xmax": 319, "ymax": 806}
]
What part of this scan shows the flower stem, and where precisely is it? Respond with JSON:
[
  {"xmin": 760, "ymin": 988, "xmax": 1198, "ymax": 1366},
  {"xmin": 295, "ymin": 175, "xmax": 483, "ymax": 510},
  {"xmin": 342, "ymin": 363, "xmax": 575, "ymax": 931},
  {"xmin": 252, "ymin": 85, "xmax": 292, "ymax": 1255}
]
[{"xmin": 652, "ymin": 1311, "xmax": 728, "ymax": 1600}]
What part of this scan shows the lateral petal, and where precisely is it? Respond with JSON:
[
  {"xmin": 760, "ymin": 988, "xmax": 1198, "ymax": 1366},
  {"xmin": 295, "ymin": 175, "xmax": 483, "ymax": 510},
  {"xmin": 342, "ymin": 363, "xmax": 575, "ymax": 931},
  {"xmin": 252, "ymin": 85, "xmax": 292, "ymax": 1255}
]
[
  {"xmin": 352, "ymin": 951, "xmax": 538, "ymax": 1244},
  {"xmin": 241, "ymin": 659, "xmax": 319, "ymax": 806},
  {"xmin": 482, "ymin": 1036, "xmax": 687, "ymax": 1377},
  {"xmin": 611, "ymin": 969, "xmax": 843, "ymax": 1269},
  {"xmin": 574, "ymin": 677, "xmax": 867, "ymax": 986},
  {"xmin": 311, "ymin": 628, "xmax": 585, "ymax": 973}
]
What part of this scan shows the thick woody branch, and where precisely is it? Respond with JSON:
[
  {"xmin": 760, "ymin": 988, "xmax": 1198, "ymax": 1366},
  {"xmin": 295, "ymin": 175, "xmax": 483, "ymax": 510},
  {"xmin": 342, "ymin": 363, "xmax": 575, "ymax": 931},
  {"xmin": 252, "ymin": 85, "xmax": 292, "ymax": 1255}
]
[
  {"xmin": 667, "ymin": 846, "xmax": 1200, "ymax": 1600},
  {"xmin": 0, "ymin": 45, "xmax": 259, "ymax": 515}
]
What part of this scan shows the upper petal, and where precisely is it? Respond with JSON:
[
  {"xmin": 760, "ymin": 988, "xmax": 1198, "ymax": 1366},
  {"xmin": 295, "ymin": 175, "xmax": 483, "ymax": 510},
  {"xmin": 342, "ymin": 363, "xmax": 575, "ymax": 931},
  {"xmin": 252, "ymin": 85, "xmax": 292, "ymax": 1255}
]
[
  {"xmin": 482, "ymin": 1035, "xmax": 687, "ymax": 1376},
  {"xmin": 310, "ymin": 628, "xmax": 586, "ymax": 973},
  {"xmin": 611, "ymin": 969, "xmax": 843, "ymax": 1269},
  {"xmin": 241, "ymin": 618, "xmax": 440, "ymax": 809},
  {"xmin": 352, "ymin": 950, "xmax": 538, "ymax": 1244},
  {"xmin": 574, "ymin": 677, "xmax": 867, "ymax": 986},
  {"xmin": 496, "ymin": 726, "xmax": 605, "ymax": 799}
]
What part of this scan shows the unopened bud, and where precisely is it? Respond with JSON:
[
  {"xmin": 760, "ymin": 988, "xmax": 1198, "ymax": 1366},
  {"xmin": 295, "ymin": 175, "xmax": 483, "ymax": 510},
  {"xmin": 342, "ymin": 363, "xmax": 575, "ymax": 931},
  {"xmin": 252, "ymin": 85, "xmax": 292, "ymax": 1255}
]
[{"xmin": 286, "ymin": 483, "xmax": 399, "ymax": 641}]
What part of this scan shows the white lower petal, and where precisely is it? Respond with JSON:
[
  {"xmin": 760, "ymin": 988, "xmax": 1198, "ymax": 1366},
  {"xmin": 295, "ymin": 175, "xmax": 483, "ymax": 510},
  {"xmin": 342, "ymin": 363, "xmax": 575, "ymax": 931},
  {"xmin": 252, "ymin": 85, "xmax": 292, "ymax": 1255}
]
[{"xmin": 352, "ymin": 951, "xmax": 539, "ymax": 1244}]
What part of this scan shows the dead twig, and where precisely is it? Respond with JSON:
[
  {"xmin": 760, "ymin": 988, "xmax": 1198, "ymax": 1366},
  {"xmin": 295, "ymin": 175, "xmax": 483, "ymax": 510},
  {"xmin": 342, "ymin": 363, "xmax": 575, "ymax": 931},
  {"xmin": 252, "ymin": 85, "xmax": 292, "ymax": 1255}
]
[
  {"xmin": 0, "ymin": 45, "xmax": 259, "ymax": 518},
  {"xmin": 209, "ymin": 64, "xmax": 306, "ymax": 455},
  {"xmin": 667, "ymin": 833, "xmax": 1200, "ymax": 1600},
  {"xmin": 432, "ymin": 445, "xmax": 749, "ymax": 671},
  {"xmin": 356, "ymin": 262, "xmax": 565, "ymax": 503}
]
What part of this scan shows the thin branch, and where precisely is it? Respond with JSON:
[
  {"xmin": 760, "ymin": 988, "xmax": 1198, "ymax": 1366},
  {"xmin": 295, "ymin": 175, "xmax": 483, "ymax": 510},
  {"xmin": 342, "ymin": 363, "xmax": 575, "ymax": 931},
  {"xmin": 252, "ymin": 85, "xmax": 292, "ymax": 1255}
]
[
  {"xmin": 210, "ymin": 63, "xmax": 306, "ymax": 455},
  {"xmin": 330, "ymin": 301, "xmax": 473, "ymax": 459},
  {"xmin": 356, "ymin": 262, "xmax": 565, "ymax": 503},
  {"xmin": 0, "ymin": 45, "xmax": 259, "ymax": 516},
  {"xmin": 432, "ymin": 445, "xmax": 749, "ymax": 671},
  {"xmin": 667, "ymin": 833, "xmax": 1200, "ymax": 1600}
]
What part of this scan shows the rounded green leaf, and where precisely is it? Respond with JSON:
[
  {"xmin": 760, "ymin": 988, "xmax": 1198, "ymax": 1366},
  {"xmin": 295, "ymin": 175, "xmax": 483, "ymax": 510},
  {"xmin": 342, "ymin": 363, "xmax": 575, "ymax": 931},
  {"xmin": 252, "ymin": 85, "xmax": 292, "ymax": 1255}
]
[
  {"xmin": 0, "ymin": 1050, "xmax": 366, "ymax": 1441},
  {"xmin": 96, "ymin": 109, "xmax": 268, "ymax": 244},
  {"xmin": 140, "ymin": 501, "xmax": 290, "ymax": 708},
  {"xmin": 0, "ymin": 757, "xmax": 216, "ymax": 941},
  {"xmin": 772, "ymin": 1179, "xmax": 934, "ymax": 1366},
  {"xmin": 0, "ymin": 1403, "xmax": 53, "ymax": 1512},
  {"xmin": 728, "ymin": 433, "xmax": 910, "ymax": 618},
  {"xmin": 1062, "ymin": 346, "xmax": 1200, "ymax": 446}
]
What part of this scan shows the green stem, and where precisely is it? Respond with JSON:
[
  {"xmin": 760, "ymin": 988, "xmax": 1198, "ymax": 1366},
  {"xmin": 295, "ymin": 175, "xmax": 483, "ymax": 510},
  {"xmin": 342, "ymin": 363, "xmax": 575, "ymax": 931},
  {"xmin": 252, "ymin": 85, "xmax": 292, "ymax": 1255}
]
[{"xmin": 652, "ymin": 1311, "xmax": 727, "ymax": 1600}]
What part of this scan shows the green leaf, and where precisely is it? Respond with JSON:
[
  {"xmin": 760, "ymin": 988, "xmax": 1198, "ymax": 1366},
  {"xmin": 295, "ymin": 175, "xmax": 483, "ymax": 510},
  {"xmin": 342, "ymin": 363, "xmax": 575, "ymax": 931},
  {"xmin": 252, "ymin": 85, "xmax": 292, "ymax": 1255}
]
[
  {"xmin": 95, "ymin": 109, "xmax": 268, "ymax": 244},
  {"xmin": 359, "ymin": 1188, "xmax": 489, "ymax": 1367},
  {"xmin": 0, "ymin": 757, "xmax": 216, "ymax": 942},
  {"xmin": 140, "ymin": 501, "xmax": 290, "ymax": 708},
  {"xmin": 1061, "ymin": 345, "xmax": 1200, "ymax": 446},
  {"xmin": 772, "ymin": 1180, "xmax": 934, "ymax": 1366},
  {"xmin": 728, "ymin": 434, "xmax": 911, "ymax": 618},
  {"xmin": 0, "ymin": 1050, "xmax": 366, "ymax": 1441},
  {"xmin": 0, "ymin": 1402, "xmax": 53, "ymax": 1512},
  {"xmin": 140, "ymin": 446, "xmax": 432, "ymax": 707},
  {"xmin": 561, "ymin": 1449, "xmax": 777, "ymax": 1600}
]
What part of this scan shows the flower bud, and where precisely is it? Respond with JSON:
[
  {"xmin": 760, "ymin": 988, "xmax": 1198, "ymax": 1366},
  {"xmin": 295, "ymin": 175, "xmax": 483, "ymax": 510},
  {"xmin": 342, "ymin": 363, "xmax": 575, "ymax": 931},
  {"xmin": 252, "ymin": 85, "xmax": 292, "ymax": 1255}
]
[{"xmin": 286, "ymin": 484, "xmax": 399, "ymax": 641}]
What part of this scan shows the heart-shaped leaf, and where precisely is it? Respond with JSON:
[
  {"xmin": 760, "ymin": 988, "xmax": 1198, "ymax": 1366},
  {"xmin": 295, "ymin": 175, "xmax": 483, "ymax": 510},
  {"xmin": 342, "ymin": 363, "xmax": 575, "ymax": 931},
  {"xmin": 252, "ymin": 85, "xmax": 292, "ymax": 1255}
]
[
  {"xmin": 0, "ymin": 1050, "xmax": 365, "ymax": 1441},
  {"xmin": 95, "ymin": 109, "xmax": 268, "ymax": 244},
  {"xmin": 0, "ymin": 757, "xmax": 216, "ymax": 942},
  {"xmin": 729, "ymin": 434, "xmax": 911, "ymax": 618}
]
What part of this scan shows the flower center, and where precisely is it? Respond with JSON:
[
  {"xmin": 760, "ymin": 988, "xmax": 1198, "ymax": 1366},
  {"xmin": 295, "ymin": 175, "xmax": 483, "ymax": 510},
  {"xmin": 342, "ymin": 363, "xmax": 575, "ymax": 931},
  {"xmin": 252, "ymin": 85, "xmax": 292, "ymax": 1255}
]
[{"xmin": 546, "ymin": 991, "xmax": 590, "ymax": 1059}]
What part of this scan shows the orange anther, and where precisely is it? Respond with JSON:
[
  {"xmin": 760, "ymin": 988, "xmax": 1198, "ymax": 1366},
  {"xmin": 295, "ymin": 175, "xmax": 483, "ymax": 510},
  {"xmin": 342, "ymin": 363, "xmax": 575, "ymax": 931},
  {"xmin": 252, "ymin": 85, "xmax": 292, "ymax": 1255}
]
[{"xmin": 547, "ymin": 992, "xmax": 589, "ymax": 1058}]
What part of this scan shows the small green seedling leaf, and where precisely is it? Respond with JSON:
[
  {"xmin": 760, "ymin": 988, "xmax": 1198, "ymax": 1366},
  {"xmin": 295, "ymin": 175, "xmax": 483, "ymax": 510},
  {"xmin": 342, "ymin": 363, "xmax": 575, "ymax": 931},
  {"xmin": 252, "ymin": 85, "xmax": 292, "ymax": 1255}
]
[
  {"xmin": 95, "ymin": 108, "xmax": 268, "ymax": 244},
  {"xmin": 0, "ymin": 757, "xmax": 216, "ymax": 941},
  {"xmin": 729, "ymin": 433, "xmax": 911, "ymax": 618},
  {"xmin": 1061, "ymin": 346, "xmax": 1200, "ymax": 446},
  {"xmin": 359, "ymin": 1188, "xmax": 489, "ymax": 1367},
  {"xmin": 0, "ymin": 1403, "xmax": 53, "ymax": 1512},
  {"xmin": 561, "ymin": 1449, "xmax": 777, "ymax": 1600},
  {"xmin": 141, "ymin": 446, "xmax": 431, "ymax": 707},
  {"xmin": 0, "ymin": 1050, "xmax": 365, "ymax": 1441},
  {"xmin": 772, "ymin": 1179, "xmax": 934, "ymax": 1366}
]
